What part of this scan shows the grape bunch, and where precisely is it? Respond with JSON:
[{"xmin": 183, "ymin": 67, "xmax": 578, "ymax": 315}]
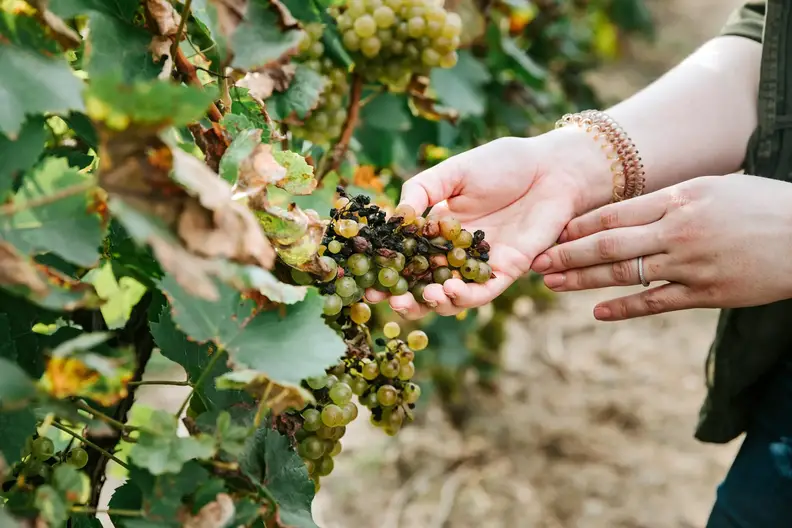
[
  {"xmin": 293, "ymin": 323, "xmax": 426, "ymax": 490},
  {"xmin": 2, "ymin": 435, "xmax": 88, "ymax": 494},
  {"xmin": 290, "ymin": 188, "xmax": 493, "ymax": 323},
  {"xmin": 333, "ymin": 0, "xmax": 462, "ymax": 91},
  {"xmin": 291, "ymin": 23, "xmax": 350, "ymax": 145}
]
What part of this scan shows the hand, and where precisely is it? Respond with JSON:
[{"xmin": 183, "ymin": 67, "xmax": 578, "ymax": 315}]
[
  {"xmin": 365, "ymin": 130, "xmax": 614, "ymax": 319},
  {"xmin": 531, "ymin": 174, "xmax": 792, "ymax": 320}
]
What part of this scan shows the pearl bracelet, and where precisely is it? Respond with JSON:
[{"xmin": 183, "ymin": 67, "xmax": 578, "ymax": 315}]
[{"xmin": 554, "ymin": 110, "xmax": 645, "ymax": 202}]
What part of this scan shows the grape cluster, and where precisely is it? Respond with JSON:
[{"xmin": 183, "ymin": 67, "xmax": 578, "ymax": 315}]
[
  {"xmin": 293, "ymin": 323, "xmax": 426, "ymax": 490},
  {"xmin": 290, "ymin": 189, "xmax": 493, "ymax": 322},
  {"xmin": 291, "ymin": 23, "xmax": 350, "ymax": 145},
  {"xmin": 1, "ymin": 435, "xmax": 88, "ymax": 494},
  {"xmin": 334, "ymin": 0, "xmax": 462, "ymax": 91}
]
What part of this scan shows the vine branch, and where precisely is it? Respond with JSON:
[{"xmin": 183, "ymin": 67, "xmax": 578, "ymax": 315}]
[
  {"xmin": 321, "ymin": 73, "xmax": 364, "ymax": 180},
  {"xmin": 52, "ymin": 421, "xmax": 130, "ymax": 470},
  {"xmin": 74, "ymin": 400, "xmax": 138, "ymax": 432},
  {"xmin": 174, "ymin": 47, "xmax": 224, "ymax": 122},
  {"xmin": 170, "ymin": 0, "xmax": 192, "ymax": 61}
]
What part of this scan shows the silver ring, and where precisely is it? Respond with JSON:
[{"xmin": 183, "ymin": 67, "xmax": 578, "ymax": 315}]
[{"xmin": 637, "ymin": 256, "xmax": 650, "ymax": 287}]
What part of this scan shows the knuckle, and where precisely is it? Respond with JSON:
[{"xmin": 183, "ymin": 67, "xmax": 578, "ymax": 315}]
[
  {"xmin": 596, "ymin": 235, "xmax": 619, "ymax": 260},
  {"xmin": 642, "ymin": 294, "xmax": 666, "ymax": 315},
  {"xmin": 666, "ymin": 186, "xmax": 694, "ymax": 208},
  {"xmin": 599, "ymin": 207, "xmax": 620, "ymax": 230},
  {"xmin": 611, "ymin": 260, "xmax": 633, "ymax": 284},
  {"xmin": 556, "ymin": 248, "xmax": 574, "ymax": 269}
]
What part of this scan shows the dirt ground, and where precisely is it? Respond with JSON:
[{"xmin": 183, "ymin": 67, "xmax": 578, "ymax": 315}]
[{"xmin": 312, "ymin": 2, "xmax": 749, "ymax": 527}]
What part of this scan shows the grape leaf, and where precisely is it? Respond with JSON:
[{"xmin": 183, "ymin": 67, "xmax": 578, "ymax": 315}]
[
  {"xmin": 239, "ymin": 427, "xmax": 316, "ymax": 528},
  {"xmin": 216, "ymin": 371, "xmax": 312, "ymax": 414},
  {"xmin": 0, "ymin": 157, "xmax": 103, "ymax": 268},
  {"xmin": 430, "ymin": 51, "xmax": 491, "ymax": 118},
  {"xmin": 499, "ymin": 35, "xmax": 547, "ymax": 89},
  {"xmin": 0, "ymin": 357, "xmax": 39, "ymax": 409},
  {"xmin": 129, "ymin": 409, "xmax": 216, "ymax": 475},
  {"xmin": 254, "ymin": 204, "xmax": 328, "ymax": 271},
  {"xmin": 231, "ymin": 0, "xmax": 304, "ymax": 71},
  {"xmin": 0, "ymin": 410, "xmax": 36, "ymax": 467},
  {"xmin": 268, "ymin": 65, "xmax": 327, "ymax": 122},
  {"xmin": 159, "ymin": 276, "xmax": 346, "ymax": 385},
  {"xmin": 82, "ymin": 261, "xmax": 147, "ymax": 330},
  {"xmin": 272, "ymin": 150, "xmax": 316, "ymax": 195},
  {"xmin": 219, "ymin": 129, "xmax": 286, "ymax": 187},
  {"xmin": 192, "ymin": 410, "xmax": 251, "ymax": 457},
  {"xmin": 149, "ymin": 305, "xmax": 250, "ymax": 413},
  {"xmin": 360, "ymin": 92, "xmax": 412, "ymax": 132},
  {"xmin": 0, "ymin": 45, "xmax": 85, "ymax": 138},
  {"xmin": 0, "ymin": 116, "xmax": 46, "ymax": 198},
  {"xmin": 34, "ymin": 485, "xmax": 69, "ymax": 527}
]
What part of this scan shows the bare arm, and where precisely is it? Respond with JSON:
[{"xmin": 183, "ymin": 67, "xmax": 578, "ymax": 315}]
[{"xmin": 550, "ymin": 35, "xmax": 763, "ymax": 213}]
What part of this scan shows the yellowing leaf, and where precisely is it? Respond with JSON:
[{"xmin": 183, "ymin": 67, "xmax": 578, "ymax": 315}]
[{"xmin": 82, "ymin": 261, "xmax": 147, "ymax": 330}]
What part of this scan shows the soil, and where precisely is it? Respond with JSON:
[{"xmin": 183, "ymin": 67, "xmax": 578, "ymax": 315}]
[{"xmin": 312, "ymin": 1, "xmax": 749, "ymax": 527}]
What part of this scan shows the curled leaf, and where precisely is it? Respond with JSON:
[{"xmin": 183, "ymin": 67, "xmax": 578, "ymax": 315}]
[
  {"xmin": 254, "ymin": 204, "xmax": 327, "ymax": 271},
  {"xmin": 0, "ymin": 240, "xmax": 47, "ymax": 297},
  {"xmin": 272, "ymin": 150, "xmax": 316, "ymax": 195},
  {"xmin": 239, "ymin": 63, "xmax": 297, "ymax": 100},
  {"xmin": 146, "ymin": 0, "xmax": 182, "ymax": 37},
  {"xmin": 216, "ymin": 372, "xmax": 312, "ymax": 415},
  {"xmin": 407, "ymin": 75, "xmax": 459, "ymax": 124},
  {"xmin": 26, "ymin": 0, "xmax": 81, "ymax": 50},
  {"xmin": 148, "ymin": 36, "xmax": 174, "ymax": 80}
]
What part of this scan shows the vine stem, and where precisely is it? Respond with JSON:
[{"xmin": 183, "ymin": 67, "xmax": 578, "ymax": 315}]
[
  {"xmin": 170, "ymin": 0, "xmax": 192, "ymax": 61},
  {"xmin": 174, "ymin": 47, "xmax": 224, "ymax": 122},
  {"xmin": 71, "ymin": 506, "xmax": 143, "ymax": 517},
  {"xmin": 74, "ymin": 400, "xmax": 138, "ymax": 432},
  {"xmin": 321, "ymin": 73, "xmax": 364, "ymax": 180},
  {"xmin": 51, "ymin": 421, "xmax": 130, "ymax": 470},
  {"xmin": 0, "ymin": 180, "xmax": 96, "ymax": 216},
  {"xmin": 253, "ymin": 382, "xmax": 274, "ymax": 428},
  {"xmin": 128, "ymin": 380, "xmax": 192, "ymax": 387},
  {"xmin": 175, "ymin": 348, "xmax": 226, "ymax": 417}
]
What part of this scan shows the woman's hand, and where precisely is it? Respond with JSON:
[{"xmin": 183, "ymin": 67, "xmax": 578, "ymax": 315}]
[
  {"xmin": 531, "ymin": 175, "xmax": 792, "ymax": 321},
  {"xmin": 365, "ymin": 129, "xmax": 615, "ymax": 319}
]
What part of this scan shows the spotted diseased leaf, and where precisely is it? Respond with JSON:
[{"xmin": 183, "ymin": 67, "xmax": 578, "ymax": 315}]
[
  {"xmin": 272, "ymin": 151, "xmax": 316, "ymax": 195},
  {"xmin": 221, "ymin": 129, "xmax": 286, "ymax": 189},
  {"xmin": 0, "ymin": 157, "xmax": 103, "ymax": 268},
  {"xmin": 407, "ymin": 76, "xmax": 459, "ymax": 124},
  {"xmin": 239, "ymin": 428, "xmax": 317, "ymax": 528},
  {"xmin": 38, "ymin": 332, "xmax": 136, "ymax": 407},
  {"xmin": 238, "ymin": 63, "xmax": 298, "ymax": 101},
  {"xmin": 254, "ymin": 204, "xmax": 327, "ymax": 272},
  {"xmin": 159, "ymin": 277, "xmax": 345, "ymax": 385},
  {"xmin": 0, "ymin": 45, "xmax": 85, "ymax": 138},
  {"xmin": 268, "ymin": 65, "xmax": 327, "ymax": 123},
  {"xmin": 129, "ymin": 409, "xmax": 217, "ymax": 476},
  {"xmin": 216, "ymin": 372, "xmax": 312, "ymax": 415},
  {"xmin": 145, "ymin": 0, "xmax": 182, "ymax": 36}
]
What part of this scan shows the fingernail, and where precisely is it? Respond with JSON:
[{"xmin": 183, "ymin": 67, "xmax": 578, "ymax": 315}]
[
  {"xmin": 593, "ymin": 306, "xmax": 612, "ymax": 320},
  {"xmin": 544, "ymin": 273, "xmax": 565, "ymax": 289},
  {"xmin": 532, "ymin": 254, "xmax": 552, "ymax": 272},
  {"xmin": 445, "ymin": 290, "xmax": 456, "ymax": 299},
  {"xmin": 394, "ymin": 309, "xmax": 407, "ymax": 317},
  {"xmin": 423, "ymin": 298, "xmax": 438, "ymax": 308}
]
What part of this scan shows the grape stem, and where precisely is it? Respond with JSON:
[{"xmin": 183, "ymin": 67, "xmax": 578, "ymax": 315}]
[
  {"xmin": 127, "ymin": 380, "xmax": 192, "ymax": 387},
  {"xmin": 321, "ymin": 73, "xmax": 364, "ymax": 180},
  {"xmin": 71, "ymin": 506, "xmax": 143, "ymax": 517},
  {"xmin": 74, "ymin": 400, "xmax": 139, "ymax": 432},
  {"xmin": 170, "ymin": 0, "xmax": 192, "ymax": 62},
  {"xmin": 51, "ymin": 421, "xmax": 130, "ymax": 470},
  {"xmin": 175, "ymin": 347, "xmax": 227, "ymax": 417}
]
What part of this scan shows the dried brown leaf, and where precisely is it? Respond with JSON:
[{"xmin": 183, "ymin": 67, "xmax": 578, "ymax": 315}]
[
  {"xmin": 182, "ymin": 493, "xmax": 236, "ymax": 528},
  {"xmin": 408, "ymin": 75, "xmax": 460, "ymax": 124},
  {"xmin": 149, "ymin": 36, "xmax": 173, "ymax": 80},
  {"xmin": 27, "ymin": 0, "xmax": 81, "ymax": 49},
  {"xmin": 239, "ymin": 63, "xmax": 297, "ymax": 100},
  {"xmin": 146, "ymin": 0, "xmax": 182, "ymax": 37},
  {"xmin": 188, "ymin": 123, "xmax": 232, "ymax": 172},
  {"xmin": 0, "ymin": 240, "xmax": 48, "ymax": 297}
]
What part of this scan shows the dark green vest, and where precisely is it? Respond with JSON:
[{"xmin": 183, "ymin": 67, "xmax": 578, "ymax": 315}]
[{"xmin": 696, "ymin": 0, "xmax": 792, "ymax": 443}]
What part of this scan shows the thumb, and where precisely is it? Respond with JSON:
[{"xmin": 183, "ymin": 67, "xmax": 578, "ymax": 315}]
[{"xmin": 398, "ymin": 155, "xmax": 464, "ymax": 215}]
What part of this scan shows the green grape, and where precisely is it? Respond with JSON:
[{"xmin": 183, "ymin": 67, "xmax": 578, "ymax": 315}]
[
  {"xmin": 387, "ymin": 406, "xmax": 405, "ymax": 429},
  {"xmin": 461, "ymin": 259, "xmax": 480, "ymax": 280},
  {"xmin": 296, "ymin": 428, "xmax": 309, "ymax": 442},
  {"xmin": 421, "ymin": 47, "xmax": 440, "ymax": 66},
  {"xmin": 404, "ymin": 382, "xmax": 421, "ymax": 403},
  {"xmin": 347, "ymin": 0, "xmax": 366, "ymax": 17},
  {"xmin": 442, "ymin": 13, "xmax": 462, "ymax": 38},
  {"xmin": 347, "ymin": 254, "xmax": 371, "ymax": 276},
  {"xmin": 430, "ymin": 236, "xmax": 449, "ymax": 248},
  {"xmin": 475, "ymin": 262, "xmax": 492, "ymax": 283},
  {"xmin": 398, "ymin": 348, "xmax": 415, "ymax": 364},
  {"xmin": 315, "ymin": 456, "xmax": 335, "ymax": 477},
  {"xmin": 407, "ymin": 330, "xmax": 428, "ymax": 351},
  {"xmin": 383, "ymin": 321, "xmax": 401, "ymax": 338},
  {"xmin": 319, "ymin": 256, "xmax": 339, "ymax": 282},
  {"xmin": 385, "ymin": 0, "xmax": 403, "ymax": 10},
  {"xmin": 390, "ymin": 277, "xmax": 409, "ymax": 296},
  {"xmin": 377, "ymin": 29, "xmax": 394, "ymax": 46},
  {"xmin": 356, "ymin": 270, "xmax": 377, "ymax": 288},
  {"xmin": 407, "ymin": 16, "xmax": 425, "ymax": 38},
  {"xmin": 343, "ymin": 30, "xmax": 361, "ymax": 51},
  {"xmin": 373, "ymin": 6, "xmax": 395, "ymax": 27},
  {"xmin": 407, "ymin": 255, "xmax": 429, "ymax": 275},
  {"xmin": 342, "ymin": 289, "xmax": 363, "ymax": 306},
  {"xmin": 380, "ymin": 358, "xmax": 400, "ymax": 378},
  {"xmin": 411, "ymin": 282, "xmax": 428, "ymax": 302},
  {"xmin": 303, "ymin": 409, "xmax": 322, "ymax": 432},
  {"xmin": 323, "ymin": 294, "xmax": 343, "ymax": 316},
  {"xmin": 335, "ymin": 277, "xmax": 358, "ymax": 298},
  {"xmin": 306, "ymin": 375, "xmax": 327, "ymax": 390},
  {"xmin": 399, "ymin": 361, "xmax": 416, "ymax": 380},
  {"xmin": 395, "ymin": 21, "xmax": 410, "ymax": 40},
  {"xmin": 433, "ymin": 267, "xmax": 452, "ymax": 284},
  {"xmin": 350, "ymin": 377, "xmax": 368, "ymax": 395},
  {"xmin": 329, "ymin": 425, "xmax": 346, "ymax": 441},
  {"xmin": 316, "ymin": 425, "xmax": 335, "ymax": 440},
  {"xmin": 338, "ymin": 14, "xmax": 353, "ymax": 31},
  {"xmin": 362, "ymin": 391, "xmax": 379, "ymax": 408},
  {"xmin": 378, "ymin": 268, "xmax": 399, "ymax": 288},
  {"xmin": 325, "ymin": 374, "xmax": 339, "ymax": 388},
  {"xmin": 453, "ymin": 230, "xmax": 473, "ymax": 248},
  {"xmin": 426, "ymin": 19, "xmax": 443, "ymax": 38},
  {"xmin": 350, "ymin": 302, "xmax": 372, "ymax": 324},
  {"xmin": 361, "ymin": 360, "xmax": 379, "ymax": 380},
  {"xmin": 309, "ymin": 41, "xmax": 325, "ymax": 58},
  {"xmin": 447, "ymin": 248, "xmax": 466, "ymax": 268},
  {"xmin": 335, "ymin": 219, "xmax": 360, "ymax": 238},
  {"xmin": 331, "ymin": 363, "xmax": 346, "ymax": 377},
  {"xmin": 386, "ymin": 339, "xmax": 400, "ymax": 352},
  {"xmin": 291, "ymin": 268, "xmax": 314, "ymax": 285},
  {"xmin": 360, "ymin": 36, "xmax": 382, "ymax": 58},
  {"xmin": 377, "ymin": 385, "xmax": 398, "ymax": 407},
  {"xmin": 321, "ymin": 404, "xmax": 344, "ymax": 427},
  {"xmin": 308, "ymin": 23, "xmax": 324, "ymax": 41},
  {"xmin": 329, "ymin": 383, "xmax": 353, "ymax": 406},
  {"xmin": 304, "ymin": 459, "xmax": 316, "ymax": 475},
  {"xmin": 391, "ymin": 252, "xmax": 406, "ymax": 271},
  {"xmin": 31, "ymin": 437, "xmax": 54, "ymax": 460},
  {"xmin": 300, "ymin": 435, "xmax": 325, "ymax": 460},
  {"xmin": 439, "ymin": 217, "xmax": 462, "ymax": 240},
  {"xmin": 440, "ymin": 51, "xmax": 458, "ymax": 68},
  {"xmin": 330, "ymin": 440, "xmax": 343, "ymax": 457},
  {"xmin": 354, "ymin": 15, "xmax": 377, "ymax": 38},
  {"xmin": 403, "ymin": 238, "xmax": 418, "ymax": 256},
  {"xmin": 23, "ymin": 459, "xmax": 43, "ymax": 477},
  {"xmin": 338, "ymin": 372, "xmax": 353, "ymax": 385},
  {"xmin": 342, "ymin": 401, "xmax": 358, "ymax": 423},
  {"xmin": 328, "ymin": 240, "xmax": 343, "ymax": 254}
]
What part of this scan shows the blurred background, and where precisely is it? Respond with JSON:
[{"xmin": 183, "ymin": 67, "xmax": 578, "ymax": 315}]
[{"xmin": 310, "ymin": 1, "xmax": 746, "ymax": 527}]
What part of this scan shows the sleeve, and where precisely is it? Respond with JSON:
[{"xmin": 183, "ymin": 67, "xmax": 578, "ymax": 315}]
[{"xmin": 720, "ymin": 1, "xmax": 766, "ymax": 43}]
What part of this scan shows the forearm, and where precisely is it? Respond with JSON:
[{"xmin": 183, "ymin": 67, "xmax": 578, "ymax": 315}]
[{"xmin": 549, "ymin": 35, "xmax": 762, "ymax": 213}]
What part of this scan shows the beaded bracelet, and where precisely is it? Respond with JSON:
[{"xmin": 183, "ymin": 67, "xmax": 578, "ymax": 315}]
[{"xmin": 554, "ymin": 110, "xmax": 645, "ymax": 202}]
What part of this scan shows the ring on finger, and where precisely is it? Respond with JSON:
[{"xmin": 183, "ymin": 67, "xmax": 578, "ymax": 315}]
[{"xmin": 637, "ymin": 256, "xmax": 650, "ymax": 287}]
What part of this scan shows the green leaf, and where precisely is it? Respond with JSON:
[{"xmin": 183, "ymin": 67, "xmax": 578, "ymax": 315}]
[
  {"xmin": 239, "ymin": 427, "xmax": 316, "ymax": 528},
  {"xmin": 272, "ymin": 150, "xmax": 317, "ymax": 195},
  {"xmin": 82, "ymin": 261, "xmax": 147, "ymax": 329},
  {"xmin": 0, "ymin": 506, "xmax": 27, "ymax": 527},
  {"xmin": 129, "ymin": 409, "xmax": 216, "ymax": 475},
  {"xmin": 268, "ymin": 65, "xmax": 327, "ymax": 122},
  {"xmin": 221, "ymin": 113, "xmax": 256, "ymax": 141},
  {"xmin": 0, "ymin": 410, "xmax": 36, "ymax": 466},
  {"xmin": 219, "ymin": 128, "xmax": 262, "ymax": 185},
  {"xmin": 0, "ymin": 116, "xmax": 46, "ymax": 198},
  {"xmin": 70, "ymin": 514, "xmax": 103, "ymax": 528},
  {"xmin": 500, "ymin": 36, "xmax": 547, "ymax": 89},
  {"xmin": 149, "ymin": 305, "xmax": 249, "ymax": 412},
  {"xmin": 193, "ymin": 409, "xmax": 251, "ymax": 457},
  {"xmin": 34, "ymin": 485, "xmax": 69, "ymax": 527},
  {"xmin": 0, "ymin": 358, "xmax": 37, "ymax": 409},
  {"xmin": 430, "ymin": 51, "xmax": 491, "ymax": 118},
  {"xmin": 360, "ymin": 93, "xmax": 412, "ymax": 131},
  {"xmin": 0, "ymin": 157, "xmax": 103, "ymax": 268},
  {"xmin": 52, "ymin": 463, "xmax": 91, "ymax": 503},
  {"xmin": 231, "ymin": 0, "xmax": 304, "ymax": 71},
  {"xmin": 0, "ymin": 45, "xmax": 85, "ymax": 138},
  {"xmin": 159, "ymin": 277, "xmax": 345, "ymax": 385}
]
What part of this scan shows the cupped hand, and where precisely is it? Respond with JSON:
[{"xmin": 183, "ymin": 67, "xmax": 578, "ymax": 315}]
[
  {"xmin": 365, "ymin": 130, "xmax": 611, "ymax": 319},
  {"xmin": 531, "ymin": 174, "xmax": 792, "ymax": 320}
]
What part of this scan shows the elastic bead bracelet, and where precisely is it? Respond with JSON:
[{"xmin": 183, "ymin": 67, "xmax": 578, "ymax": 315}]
[{"xmin": 554, "ymin": 110, "xmax": 645, "ymax": 202}]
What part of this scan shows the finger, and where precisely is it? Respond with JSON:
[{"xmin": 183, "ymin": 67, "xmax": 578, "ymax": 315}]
[
  {"xmin": 543, "ymin": 253, "xmax": 671, "ymax": 292},
  {"xmin": 441, "ymin": 274, "xmax": 513, "ymax": 308},
  {"xmin": 592, "ymin": 282, "xmax": 694, "ymax": 321},
  {"xmin": 364, "ymin": 288, "xmax": 389, "ymax": 304},
  {"xmin": 388, "ymin": 293, "xmax": 431, "ymax": 320},
  {"xmin": 532, "ymin": 225, "xmax": 664, "ymax": 274},
  {"xmin": 422, "ymin": 283, "xmax": 464, "ymax": 317},
  {"xmin": 398, "ymin": 156, "xmax": 463, "ymax": 215},
  {"xmin": 560, "ymin": 191, "xmax": 669, "ymax": 242}
]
